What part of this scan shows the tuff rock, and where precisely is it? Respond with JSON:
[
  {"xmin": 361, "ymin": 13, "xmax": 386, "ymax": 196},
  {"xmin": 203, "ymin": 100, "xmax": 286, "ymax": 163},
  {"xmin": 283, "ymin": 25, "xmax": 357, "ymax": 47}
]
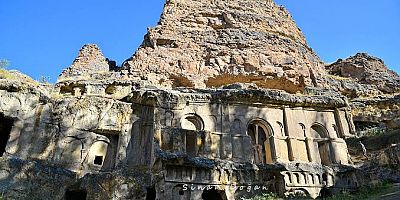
[
  {"xmin": 122, "ymin": 0, "xmax": 326, "ymax": 93},
  {"xmin": 0, "ymin": 0, "xmax": 399, "ymax": 200}
]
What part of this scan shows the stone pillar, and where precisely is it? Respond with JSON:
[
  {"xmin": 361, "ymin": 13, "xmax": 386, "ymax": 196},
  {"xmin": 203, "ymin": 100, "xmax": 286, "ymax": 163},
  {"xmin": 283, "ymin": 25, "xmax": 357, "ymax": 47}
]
[
  {"xmin": 220, "ymin": 134, "xmax": 232, "ymax": 159},
  {"xmin": 309, "ymin": 140, "xmax": 321, "ymax": 164},
  {"xmin": 282, "ymin": 106, "xmax": 294, "ymax": 161},
  {"xmin": 305, "ymin": 138, "xmax": 313, "ymax": 162},
  {"xmin": 73, "ymin": 87, "xmax": 81, "ymax": 96},
  {"xmin": 334, "ymin": 109, "xmax": 345, "ymax": 138}
]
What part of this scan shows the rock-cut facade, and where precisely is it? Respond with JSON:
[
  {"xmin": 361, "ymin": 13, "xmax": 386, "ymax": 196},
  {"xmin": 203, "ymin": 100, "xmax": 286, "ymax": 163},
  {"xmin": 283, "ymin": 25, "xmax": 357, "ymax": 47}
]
[{"xmin": 0, "ymin": 0, "xmax": 376, "ymax": 199}]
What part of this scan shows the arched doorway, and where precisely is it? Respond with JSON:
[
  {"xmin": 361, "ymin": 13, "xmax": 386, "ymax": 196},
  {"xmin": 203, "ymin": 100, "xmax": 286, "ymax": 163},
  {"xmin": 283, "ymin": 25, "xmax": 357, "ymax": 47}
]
[
  {"xmin": 247, "ymin": 120, "xmax": 274, "ymax": 164},
  {"xmin": 181, "ymin": 114, "xmax": 204, "ymax": 156},
  {"xmin": 311, "ymin": 124, "xmax": 332, "ymax": 165},
  {"xmin": 202, "ymin": 188, "xmax": 227, "ymax": 200},
  {"xmin": 181, "ymin": 114, "xmax": 204, "ymax": 131}
]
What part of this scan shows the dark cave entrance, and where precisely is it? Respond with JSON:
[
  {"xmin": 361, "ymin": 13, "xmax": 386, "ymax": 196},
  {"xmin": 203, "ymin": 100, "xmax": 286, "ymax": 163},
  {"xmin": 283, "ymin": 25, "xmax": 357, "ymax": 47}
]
[
  {"xmin": 146, "ymin": 186, "xmax": 156, "ymax": 200},
  {"xmin": 202, "ymin": 188, "xmax": 227, "ymax": 200},
  {"xmin": 65, "ymin": 189, "xmax": 87, "ymax": 200},
  {"xmin": 0, "ymin": 114, "xmax": 13, "ymax": 157}
]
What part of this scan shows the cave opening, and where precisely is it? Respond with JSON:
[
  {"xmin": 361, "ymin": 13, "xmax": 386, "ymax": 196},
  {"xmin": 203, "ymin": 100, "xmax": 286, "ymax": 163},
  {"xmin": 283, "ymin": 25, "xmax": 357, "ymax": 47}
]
[
  {"xmin": 202, "ymin": 188, "xmax": 227, "ymax": 200},
  {"xmin": 65, "ymin": 189, "xmax": 87, "ymax": 200},
  {"xmin": 146, "ymin": 186, "xmax": 156, "ymax": 200},
  {"xmin": 0, "ymin": 114, "xmax": 13, "ymax": 157}
]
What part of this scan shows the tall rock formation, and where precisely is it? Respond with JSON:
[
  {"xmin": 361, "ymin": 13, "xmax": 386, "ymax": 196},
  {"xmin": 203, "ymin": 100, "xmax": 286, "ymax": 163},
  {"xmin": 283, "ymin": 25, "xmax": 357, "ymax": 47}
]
[
  {"xmin": 326, "ymin": 53, "xmax": 400, "ymax": 130},
  {"xmin": 59, "ymin": 44, "xmax": 112, "ymax": 81},
  {"xmin": 122, "ymin": 0, "xmax": 325, "ymax": 93},
  {"xmin": 326, "ymin": 53, "xmax": 400, "ymax": 95}
]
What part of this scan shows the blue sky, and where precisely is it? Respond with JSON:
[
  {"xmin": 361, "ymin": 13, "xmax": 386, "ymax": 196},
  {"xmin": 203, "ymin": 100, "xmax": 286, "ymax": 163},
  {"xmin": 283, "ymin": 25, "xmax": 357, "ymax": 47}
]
[{"xmin": 0, "ymin": 0, "xmax": 399, "ymax": 82}]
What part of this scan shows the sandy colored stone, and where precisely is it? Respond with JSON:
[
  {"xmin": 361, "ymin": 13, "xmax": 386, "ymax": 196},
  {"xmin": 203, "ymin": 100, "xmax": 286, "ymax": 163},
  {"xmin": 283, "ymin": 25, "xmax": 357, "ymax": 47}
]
[{"xmin": 122, "ymin": 0, "xmax": 326, "ymax": 93}]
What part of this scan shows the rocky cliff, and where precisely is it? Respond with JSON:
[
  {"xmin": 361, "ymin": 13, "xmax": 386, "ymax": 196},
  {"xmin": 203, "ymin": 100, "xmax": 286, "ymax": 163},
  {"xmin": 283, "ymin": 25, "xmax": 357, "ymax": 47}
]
[
  {"xmin": 122, "ymin": 0, "xmax": 326, "ymax": 93},
  {"xmin": 326, "ymin": 53, "xmax": 400, "ymax": 96},
  {"xmin": 326, "ymin": 53, "xmax": 400, "ymax": 131},
  {"xmin": 59, "ymin": 44, "xmax": 114, "ymax": 81}
]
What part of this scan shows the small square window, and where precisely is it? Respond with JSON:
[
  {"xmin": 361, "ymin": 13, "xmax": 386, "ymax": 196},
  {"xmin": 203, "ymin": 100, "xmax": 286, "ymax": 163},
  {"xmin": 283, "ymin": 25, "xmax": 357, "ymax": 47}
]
[{"xmin": 94, "ymin": 155, "xmax": 103, "ymax": 165}]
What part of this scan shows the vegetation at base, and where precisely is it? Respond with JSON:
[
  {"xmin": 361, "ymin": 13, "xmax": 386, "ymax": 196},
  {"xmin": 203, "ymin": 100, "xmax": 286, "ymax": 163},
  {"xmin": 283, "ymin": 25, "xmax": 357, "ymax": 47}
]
[{"xmin": 327, "ymin": 181, "xmax": 393, "ymax": 200}]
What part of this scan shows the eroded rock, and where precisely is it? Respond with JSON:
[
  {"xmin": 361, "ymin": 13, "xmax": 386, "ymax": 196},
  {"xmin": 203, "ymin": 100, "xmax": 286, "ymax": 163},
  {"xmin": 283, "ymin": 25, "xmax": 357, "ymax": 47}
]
[{"xmin": 122, "ymin": 0, "xmax": 326, "ymax": 93}]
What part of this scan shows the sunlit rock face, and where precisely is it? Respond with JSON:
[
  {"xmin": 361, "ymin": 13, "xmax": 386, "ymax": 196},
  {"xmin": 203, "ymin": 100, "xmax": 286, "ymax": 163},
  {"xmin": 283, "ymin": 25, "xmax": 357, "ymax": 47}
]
[
  {"xmin": 326, "ymin": 53, "xmax": 400, "ymax": 131},
  {"xmin": 122, "ymin": 0, "xmax": 326, "ymax": 93},
  {"xmin": 1, "ymin": 0, "xmax": 399, "ymax": 199},
  {"xmin": 59, "ymin": 44, "xmax": 112, "ymax": 80}
]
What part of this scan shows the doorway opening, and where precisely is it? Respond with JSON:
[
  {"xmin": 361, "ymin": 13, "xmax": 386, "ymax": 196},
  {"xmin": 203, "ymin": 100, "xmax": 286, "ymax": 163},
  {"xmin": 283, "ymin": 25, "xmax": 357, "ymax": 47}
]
[
  {"xmin": 146, "ymin": 186, "xmax": 156, "ymax": 200},
  {"xmin": 65, "ymin": 189, "xmax": 87, "ymax": 200},
  {"xmin": 311, "ymin": 124, "xmax": 332, "ymax": 165},
  {"xmin": 247, "ymin": 120, "xmax": 274, "ymax": 164},
  {"xmin": 202, "ymin": 188, "xmax": 227, "ymax": 200},
  {"xmin": 0, "ymin": 114, "xmax": 13, "ymax": 157}
]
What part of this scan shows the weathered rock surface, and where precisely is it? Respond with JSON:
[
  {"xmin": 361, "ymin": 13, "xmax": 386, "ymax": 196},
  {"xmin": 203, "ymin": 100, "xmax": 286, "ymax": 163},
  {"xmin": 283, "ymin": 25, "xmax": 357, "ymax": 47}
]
[
  {"xmin": 327, "ymin": 53, "xmax": 399, "ymax": 94},
  {"xmin": 122, "ymin": 0, "xmax": 325, "ymax": 93},
  {"xmin": 351, "ymin": 94, "xmax": 400, "ymax": 130},
  {"xmin": 59, "ymin": 44, "xmax": 114, "ymax": 80},
  {"xmin": 326, "ymin": 53, "xmax": 400, "ymax": 96},
  {"xmin": 1, "ymin": 0, "xmax": 399, "ymax": 199},
  {"xmin": 347, "ymin": 133, "xmax": 400, "ymax": 183},
  {"xmin": 325, "ymin": 53, "xmax": 400, "ymax": 131}
]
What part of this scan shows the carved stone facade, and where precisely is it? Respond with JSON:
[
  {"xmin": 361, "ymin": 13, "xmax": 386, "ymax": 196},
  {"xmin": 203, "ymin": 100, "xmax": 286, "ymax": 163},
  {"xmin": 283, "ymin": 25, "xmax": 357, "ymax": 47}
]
[
  {"xmin": 0, "ymin": 0, "xmax": 379, "ymax": 198},
  {"xmin": 0, "ymin": 72, "xmax": 363, "ymax": 199}
]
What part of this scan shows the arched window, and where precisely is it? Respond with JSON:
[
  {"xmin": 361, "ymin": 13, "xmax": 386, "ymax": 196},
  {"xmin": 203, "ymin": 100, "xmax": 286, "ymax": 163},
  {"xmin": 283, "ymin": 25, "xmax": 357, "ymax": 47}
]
[
  {"xmin": 180, "ymin": 114, "xmax": 204, "ymax": 131},
  {"xmin": 311, "ymin": 123, "xmax": 329, "ymax": 138},
  {"xmin": 277, "ymin": 121, "xmax": 285, "ymax": 136},
  {"xmin": 299, "ymin": 123, "xmax": 306, "ymax": 137},
  {"xmin": 247, "ymin": 119, "xmax": 274, "ymax": 164},
  {"xmin": 311, "ymin": 123, "xmax": 332, "ymax": 165}
]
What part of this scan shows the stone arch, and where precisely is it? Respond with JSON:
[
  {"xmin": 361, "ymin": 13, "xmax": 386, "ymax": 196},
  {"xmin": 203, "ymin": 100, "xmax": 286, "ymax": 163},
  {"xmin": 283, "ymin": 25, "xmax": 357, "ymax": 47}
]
[
  {"xmin": 311, "ymin": 123, "xmax": 333, "ymax": 165},
  {"xmin": 299, "ymin": 123, "xmax": 306, "ymax": 137},
  {"xmin": 311, "ymin": 123, "xmax": 329, "ymax": 138},
  {"xmin": 247, "ymin": 119, "xmax": 275, "ymax": 164},
  {"xmin": 294, "ymin": 173, "xmax": 300, "ymax": 184},
  {"xmin": 277, "ymin": 121, "xmax": 285, "ymax": 136},
  {"xmin": 285, "ymin": 172, "xmax": 292, "ymax": 183},
  {"xmin": 181, "ymin": 113, "xmax": 204, "ymax": 131},
  {"xmin": 315, "ymin": 174, "xmax": 321, "ymax": 184}
]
